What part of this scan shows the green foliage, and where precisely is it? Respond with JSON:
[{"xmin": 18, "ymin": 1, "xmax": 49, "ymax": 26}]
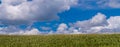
[{"xmin": 0, "ymin": 34, "xmax": 120, "ymax": 47}]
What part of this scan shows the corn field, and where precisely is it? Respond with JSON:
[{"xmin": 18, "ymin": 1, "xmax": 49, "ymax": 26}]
[{"xmin": 0, "ymin": 34, "xmax": 120, "ymax": 47}]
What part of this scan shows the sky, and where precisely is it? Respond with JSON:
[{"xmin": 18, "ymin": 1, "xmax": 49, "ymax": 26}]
[{"xmin": 0, "ymin": 0, "xmax": 120, "ymax": 35}]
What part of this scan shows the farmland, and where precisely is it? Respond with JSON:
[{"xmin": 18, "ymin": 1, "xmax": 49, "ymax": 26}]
[{"xmin": 0, "ymin": 34, "xmax": 120, "ymax": 47}]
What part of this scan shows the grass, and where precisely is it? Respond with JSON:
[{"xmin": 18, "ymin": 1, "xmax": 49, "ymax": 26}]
[{"xmin": 0, "ymin": 34, "xmax": 120, "ymax": 47}]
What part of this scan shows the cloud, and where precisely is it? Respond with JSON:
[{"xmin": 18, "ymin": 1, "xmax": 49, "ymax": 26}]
[
  {"xmin": 1, "ymin": 12, "xmax": 120, "ymax": 35},
  {"xmin": 52, "ymin": 13, "xmax": 120, "ymax": 34},
  {"xmin": 0, "ymin": 0, "xmax": 78, "ymax": 35},
  {"xmin": 0, "ymin": 26, "xmax": 41, "ymax": 35},
  {"xmin": 56, "ymin": 23, "xmax": 68, "ymax": 34},
  {"xmin": 72, "ymin": 13, "xmax": 120, "ymax": 34},
  {"xmin": 14, "ymin": 28, "xmax": 40, "ymax": 35},
  {"xmin": 100, "ymin": 16, "xmax": 120, "ymax": 33},
  {"xmin": 78, "ymin": 0, "xmax": 120, "ymax": 9},
  {"xmin": 0, "ymin": 0, "xmax": 78, "ymax": 25},
  {"xmin": 0, "ymin": 26, "xmax": 21, "ymax": 34},
  {"xmin": 71, "ymin": 13, "xmax": 108, "ymax": 33},
  {"xmin": 107, "ymin": 0, "xmax": 120, "ymax": 8}
]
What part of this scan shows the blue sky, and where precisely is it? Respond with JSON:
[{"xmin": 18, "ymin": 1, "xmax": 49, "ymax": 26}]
[{"xmin": 1, "ymin": 0, "xmax": 120, "ymax": 35}]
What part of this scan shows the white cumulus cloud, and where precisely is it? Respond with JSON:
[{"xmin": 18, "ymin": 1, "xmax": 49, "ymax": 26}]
[
  {"xmin": 52, "ymin": 13, "xmax": 120, "ymax": 34},
  {"xmin": 56, "ymin": 23, "xmax": 68, "ymax": 34},
  {"xmin": 72, "ymin": 13, "xmax": 120, "ymax": 34},
  {"xmin": 0, "ymin": 0, "xmax": 78, "ymax": 25},
  {"xmin": 0, "ymin": 26, "xmax": 41, "ymax": 35}
]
